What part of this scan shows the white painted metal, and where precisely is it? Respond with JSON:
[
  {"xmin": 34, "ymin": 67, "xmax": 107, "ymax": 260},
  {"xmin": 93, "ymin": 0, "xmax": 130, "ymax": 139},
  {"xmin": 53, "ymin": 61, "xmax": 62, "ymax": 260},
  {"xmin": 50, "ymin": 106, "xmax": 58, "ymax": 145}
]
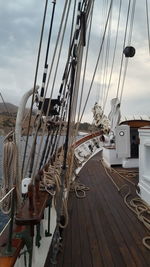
[
  {"xmin": 15, "ymin": 86, "xmax": 39, "ymax": 153},
  {"xmin": 102, "ymin": 146, "xmax": 122, "ymax": 167},
  {"xmin": 15, "ymin": 86, "xmax": 39, "ymax": 189},
  {"xmin": 21, "ymin": 177, "xmax": 31, "ymax": 194},
  {"xmin": 116, "ymin": 125, "xmax": 130, "ymax": 158},
  {"xmin": 108, "ymin": 98, "xmax": 121, "ymax": 133},
  {"xmin": 138, "ymin": 127, "xmax": 150, "ymax": 205},
  {"xmin": 120, "ymin": 115, "xmax": 150, "ymax": 123},
  {"xmin": 122, "ymin": 158, "xmax": 139, "ymax": 168}
]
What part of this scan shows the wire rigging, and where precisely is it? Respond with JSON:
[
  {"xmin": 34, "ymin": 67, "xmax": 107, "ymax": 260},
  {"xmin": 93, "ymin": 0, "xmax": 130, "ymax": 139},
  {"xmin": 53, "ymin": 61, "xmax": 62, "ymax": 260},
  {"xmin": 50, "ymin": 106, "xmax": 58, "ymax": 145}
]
[
  {"xmin": 116, "ymin": 0, "xmax": 131, "ymax": 99},
  {"xmin": 28, "ymin": 0, "xmax": 58, "ymax": 178},
  {"xmin": 146, "ymin": 0, "xmax": 150, "ymax": 55},
  {"xmin": 77, "ymin": 0, "xmax": 94, "ymax": 123},
  {"xmin": 31, "ymin": 0, "xmax": 73, "ymax": 180},
  {"xmin": 21, "ymin": 0, "xmax": 49, "ymax": 178},
  {"xmin": 0, "ymin": 92, "xmax": 10, "ymax": 116},
  {"xmin": 96, "ymin": 0, "xmax": 108, "ymax": 105},
  {"xmin": 79, "ymin": 0, "xmax": 113, "ymax": 122},
  {"xmin": 101, "ymin": 4, "xmax": 113, "ymax": 109},
  {"xmin": 103, "ymin": 0, "xmax": 122, "ymax": 112},
  {"xmin": 23, "ymin": 0, "xmax": 69, "ymax": 178},
  {"xmin": 120, "ymin": 0, "xmax": 136, "ymax": 103}
]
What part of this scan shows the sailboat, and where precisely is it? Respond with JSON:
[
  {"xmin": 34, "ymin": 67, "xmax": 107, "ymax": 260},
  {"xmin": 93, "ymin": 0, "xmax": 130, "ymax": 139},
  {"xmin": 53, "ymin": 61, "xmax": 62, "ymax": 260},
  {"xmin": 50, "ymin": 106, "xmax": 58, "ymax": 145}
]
[{"xmin": 0, "ymin": 0, "xmax": 150, "ymax": 266}]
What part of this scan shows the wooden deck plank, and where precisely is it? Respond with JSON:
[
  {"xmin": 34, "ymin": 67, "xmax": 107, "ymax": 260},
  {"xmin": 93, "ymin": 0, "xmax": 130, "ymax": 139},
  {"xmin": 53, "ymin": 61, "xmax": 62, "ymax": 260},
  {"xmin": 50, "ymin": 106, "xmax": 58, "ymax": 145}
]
[
  {"xmin": 84, "ymin": 187, "xmax": 119, "ymax": 267},
  {"xmin": 97, "ymin": 161, "xmax": 150, "ymax": 265},
  {"xmin": 84, "ymin": 166, "xmax": 127, "ymax": 267},
  {"xmin": 92, "ymin": 162, "xmax": 145, "ymax": 267},
  {"xmin": 76, "ymin": 197, "xmax": 93, "ymax": 267},
  {"xmin": 71, "ymin": 197, "xmax": 82, "ymax": 267},
  {"xmin": 52, "ymin": 152, "xmax": 150, "ymax": 267},
  {"xmin": 81, "ymin": 198, "xmax": 104, "ymax": 267},
  {"xmin": 85, "ymin": 169, "xmax": 136, "ymax": 267}
]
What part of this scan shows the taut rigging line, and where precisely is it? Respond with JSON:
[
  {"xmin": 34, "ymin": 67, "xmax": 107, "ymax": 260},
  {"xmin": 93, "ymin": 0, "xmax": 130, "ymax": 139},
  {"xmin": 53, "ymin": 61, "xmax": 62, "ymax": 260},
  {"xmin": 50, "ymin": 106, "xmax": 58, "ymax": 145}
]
[
  {"xmin": 120, "ymin": 0, "xmax": 136, "ymax": 104},
  {"xmin": 79, "ymin": 0, "xmax": 113, "ymax": 123},
  {"xmin": 0, "ymin": 92, "xmax": 10, "ymax": 116},
  {"xmin": 145, "ymin": 0, "xmax": 150, "ymax": 55},
  {"xmin": 31, "ymin": 0, "xmax": 72, "ymax": 180},
  {"xmin": 21, "ymin": 0, "xmax": 53, "ymax": 178},
  {"xmin": 116, "ymin": 0, "xmax": 132, "ymax": 100},
  {"xmin": 103, "ymin": 0, "xmax": 122, "ymax": 112},
  {"xmin": 28, "ymin": 0, "xmax": 57, "ymax": 179}
]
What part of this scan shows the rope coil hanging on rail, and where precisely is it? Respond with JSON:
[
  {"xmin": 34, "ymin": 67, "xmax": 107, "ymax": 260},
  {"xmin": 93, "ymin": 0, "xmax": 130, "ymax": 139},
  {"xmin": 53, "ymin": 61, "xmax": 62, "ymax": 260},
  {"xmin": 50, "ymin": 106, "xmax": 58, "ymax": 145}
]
[{"xmin": 0, "ymin": 132, "xmax": 19, "ymax": 214}]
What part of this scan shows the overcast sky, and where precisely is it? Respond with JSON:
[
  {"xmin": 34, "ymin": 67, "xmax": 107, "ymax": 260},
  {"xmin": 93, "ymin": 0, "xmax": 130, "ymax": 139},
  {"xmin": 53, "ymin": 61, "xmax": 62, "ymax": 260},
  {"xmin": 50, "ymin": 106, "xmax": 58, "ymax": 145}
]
[{"xmin": 0, "ymin": 0, "xmax": 150, "ymax": 123}]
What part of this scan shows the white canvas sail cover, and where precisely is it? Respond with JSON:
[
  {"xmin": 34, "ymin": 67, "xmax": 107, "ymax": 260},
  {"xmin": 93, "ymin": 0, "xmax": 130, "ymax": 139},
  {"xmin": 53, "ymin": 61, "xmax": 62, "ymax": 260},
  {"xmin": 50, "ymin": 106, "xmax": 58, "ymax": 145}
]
[
  {"xmin": 92, "ymin": 102, "xmax": 103, "ymax": 126},
  {"xmin": 92, "ymin": 102, "xmax": 110, "ymax": 132},
  {"xmin": 108, "ymin": 98, "xmax": 121, "ymax": 133}
]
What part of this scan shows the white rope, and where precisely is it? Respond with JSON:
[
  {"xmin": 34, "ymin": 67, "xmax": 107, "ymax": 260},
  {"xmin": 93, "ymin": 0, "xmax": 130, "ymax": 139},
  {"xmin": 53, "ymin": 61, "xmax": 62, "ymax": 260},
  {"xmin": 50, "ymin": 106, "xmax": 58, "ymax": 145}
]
[
  {"xmin": 0, "ymin": 132, "xmax": 18, "ymax": 214},
  {"xmin": 79, "ymin": 0, "xmax": 113, "ymax": 122},
  {"xmin": 31, "ymin": 0, "xmax": 72, "ymax": 180},
  {"xmin": 0, "ymin": 219, "xmax": 11, "ymax": 237},
  {"xmin": 101, "ymin": 160, "xmax": 150, "ymax": 250},
  {"xmin": 0, "ymin": 187, "xmax": 15, "ymax": 203}
]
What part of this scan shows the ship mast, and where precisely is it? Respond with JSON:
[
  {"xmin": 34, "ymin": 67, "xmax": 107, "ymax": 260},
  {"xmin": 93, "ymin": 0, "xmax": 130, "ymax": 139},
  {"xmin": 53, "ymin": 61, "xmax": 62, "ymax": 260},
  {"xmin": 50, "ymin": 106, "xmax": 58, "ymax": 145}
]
[{"xmin": 49, "ymin": 0, "xmax": 94, "ymax": 264}]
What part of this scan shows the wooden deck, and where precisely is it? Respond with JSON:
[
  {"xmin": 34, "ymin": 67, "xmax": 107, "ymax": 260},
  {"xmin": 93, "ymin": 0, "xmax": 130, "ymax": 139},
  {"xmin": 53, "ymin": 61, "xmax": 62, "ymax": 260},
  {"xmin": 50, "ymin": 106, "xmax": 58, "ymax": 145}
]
[{"xmin": 45, "ymin": 152, "xmax": 150, "ymax": 267}]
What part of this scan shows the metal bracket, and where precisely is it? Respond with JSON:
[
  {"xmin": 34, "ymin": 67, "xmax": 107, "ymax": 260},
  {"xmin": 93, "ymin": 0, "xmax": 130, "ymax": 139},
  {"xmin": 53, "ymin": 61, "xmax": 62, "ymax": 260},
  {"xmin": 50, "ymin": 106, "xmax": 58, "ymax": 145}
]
[
  {"xmin": 45, "ymin": 199, "xmax": 52, "ymax": 237},
  {"xmin": 35, "ymin": 223, "xmax": 41, "ymax": 247}
]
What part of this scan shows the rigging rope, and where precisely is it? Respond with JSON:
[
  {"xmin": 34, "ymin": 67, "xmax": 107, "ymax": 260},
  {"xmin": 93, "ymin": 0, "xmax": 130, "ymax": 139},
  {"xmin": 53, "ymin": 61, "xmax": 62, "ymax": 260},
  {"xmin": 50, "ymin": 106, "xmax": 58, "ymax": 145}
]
[
  {"xmin": 79, "ymin": 0, "xmax": 113, "ymax": 123},
  {"xmin": 24, "ymin": 1, "xmax": 67, "ymax": 180},
  {"xmin": 37, "ymin": 0, "xmax": 75, "ymax": 170},
  {"xmin": 120, "ymin": 0, "xmax": 136, "ymax": 103},
  {"xmin": 45, "ymin": 0, "xmax": 71, "ymax": 92},
  {"xmin": 77, "ymin": 1, "xmax": 94, "ymax": 126},
  {"xmin": 38, "ymin": 0, "xmax": 57, "ymax": 114},
  {"xmin": 101, "ymin": 159, "xmax": 150, "ymax": 250},
  {"xmin": 67, "ymin": 2, "xmax": 95, "ymax": 189},
  {"xmin": 101, "ymin": 5, "xmax": 112, "ymax": 109},
  {"xmin": 0, "ymin": 92, "xmax": 10, "ymax": 116},
  {"xmin": 32, "ymin": 0, "xmax": 70, "ymax": 179},
  {"xmin": 27, "ymin": 0, "xmax": 57, "ymax": 177},
  {"xmin": 70, "ymin": 180, "xmax": 89, "ymax": 198},
  {"xmin": 146, "ymin": 0, "xmax": 150, "ymax": 55},
  {"xmin": 96, "ymin": 0, "xmax": 108, "ymax": 105},
  {"xmin": 116, "ymin": 0, "xmax": 131, "ymax": 99},
  {"xmin": 103, "ymin": 0, "xmax": 122, "ymax": 112},
  {"xmin": 22, "ymin": 0, "xmax": 49, "ymax": 178},
  {"xmin": 0, "ymin": 132, "xmax": 20, "ymax": 214}
]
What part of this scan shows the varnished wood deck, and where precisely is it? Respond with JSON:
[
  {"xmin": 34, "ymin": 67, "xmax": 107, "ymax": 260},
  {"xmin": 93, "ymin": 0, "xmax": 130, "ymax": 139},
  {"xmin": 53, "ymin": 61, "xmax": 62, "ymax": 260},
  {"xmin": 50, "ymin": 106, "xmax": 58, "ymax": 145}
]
[{"xmin": 45, "ymin": 152, "xmax": 150, "ymax": 267}]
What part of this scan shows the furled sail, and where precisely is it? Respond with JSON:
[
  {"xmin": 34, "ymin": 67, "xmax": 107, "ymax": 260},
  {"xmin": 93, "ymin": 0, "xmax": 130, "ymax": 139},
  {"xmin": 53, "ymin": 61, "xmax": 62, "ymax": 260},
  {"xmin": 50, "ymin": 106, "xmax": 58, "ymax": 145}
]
[
  {"xmin": 108, "ymin": 97, "xmax": 121, "ymax": 134},
  {"xmin": 92, "ymin": 102, "xmax": 110, "ymax": 132}
]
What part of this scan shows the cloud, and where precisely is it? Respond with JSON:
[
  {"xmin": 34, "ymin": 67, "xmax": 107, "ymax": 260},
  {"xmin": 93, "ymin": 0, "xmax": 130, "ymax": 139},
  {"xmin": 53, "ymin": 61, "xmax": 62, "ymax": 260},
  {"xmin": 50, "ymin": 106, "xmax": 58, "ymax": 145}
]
[{"xmin": 0, "ymin": 0, "xmax": 150, "ymax": 123}]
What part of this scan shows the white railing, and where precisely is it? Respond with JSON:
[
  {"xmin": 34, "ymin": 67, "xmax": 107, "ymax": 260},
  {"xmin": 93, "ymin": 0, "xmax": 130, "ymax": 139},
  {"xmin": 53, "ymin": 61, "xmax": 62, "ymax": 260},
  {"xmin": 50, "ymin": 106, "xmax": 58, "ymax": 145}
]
[
  {"xmin": 0, "ymin": 187, "xmax": 15, "ymax": 204},
  {"xmin": 0, "ymin": 186, "xmax": 15, "ymax": 237}
]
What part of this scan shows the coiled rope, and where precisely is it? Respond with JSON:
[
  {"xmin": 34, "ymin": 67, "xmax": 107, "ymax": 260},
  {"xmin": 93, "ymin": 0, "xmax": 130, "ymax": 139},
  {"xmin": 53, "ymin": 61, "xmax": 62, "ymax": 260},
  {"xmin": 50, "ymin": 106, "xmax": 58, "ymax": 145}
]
[
  {"xmin": 101, "ymin": 159, "xmax": 150, "ymax": 250},
  {"xmin": 0, "ymin": 132, "xmax": 18, "ymax": 214},
  {"xmin": 70, "ymin": 180, "xmax": 89, "ymax": 198}
]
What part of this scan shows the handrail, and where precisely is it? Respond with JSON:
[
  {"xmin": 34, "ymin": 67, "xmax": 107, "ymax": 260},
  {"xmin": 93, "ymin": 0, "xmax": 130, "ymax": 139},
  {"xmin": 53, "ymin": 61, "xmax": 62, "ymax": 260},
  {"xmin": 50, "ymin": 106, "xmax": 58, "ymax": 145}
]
[
  {"xmin": 74, "ymin": 131, "xmax": 102, "ymax": 148},
  {"xmin": 0, "ymin": 219, "xmax": 11, "ymax": 237},
  {"xmin": 0, "ymin": 186, "xmax": 16, "ymax": 255},
  {"xmin": 0, "ymin": 187, "xmax": 15, "ymax": 204}
]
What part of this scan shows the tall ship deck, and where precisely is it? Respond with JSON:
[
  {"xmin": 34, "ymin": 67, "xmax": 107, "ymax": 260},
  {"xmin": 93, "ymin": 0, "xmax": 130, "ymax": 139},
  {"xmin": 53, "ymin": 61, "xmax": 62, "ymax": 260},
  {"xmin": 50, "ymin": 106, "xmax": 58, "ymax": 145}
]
[{"xmin": 45, "ymin": 152, "xmax": 150, "ymax": 267}]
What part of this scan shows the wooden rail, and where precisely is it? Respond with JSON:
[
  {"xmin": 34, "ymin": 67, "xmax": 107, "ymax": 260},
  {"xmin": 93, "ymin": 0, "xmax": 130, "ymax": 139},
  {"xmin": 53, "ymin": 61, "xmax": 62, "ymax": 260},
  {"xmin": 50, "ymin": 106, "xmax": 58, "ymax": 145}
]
[{"xmin": 74, "ymin": 131, "xmax": 102, "ymax": 148}]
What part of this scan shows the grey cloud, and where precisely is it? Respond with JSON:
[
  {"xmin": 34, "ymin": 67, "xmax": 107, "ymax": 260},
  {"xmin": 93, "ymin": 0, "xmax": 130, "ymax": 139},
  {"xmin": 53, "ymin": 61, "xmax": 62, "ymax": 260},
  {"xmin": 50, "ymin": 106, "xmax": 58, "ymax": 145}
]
[{"xmin": 0, "ymin": 0, "xmax": 150, "ymax": 120}]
